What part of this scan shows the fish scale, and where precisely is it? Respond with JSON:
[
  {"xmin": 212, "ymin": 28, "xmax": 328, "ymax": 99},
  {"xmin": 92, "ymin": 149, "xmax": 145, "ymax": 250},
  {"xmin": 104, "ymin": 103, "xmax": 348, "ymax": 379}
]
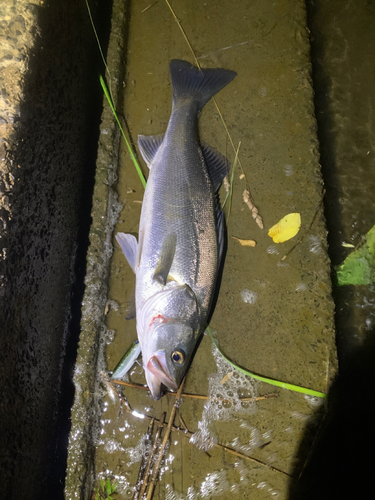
[{"xmin": 138, "ymin": 119, "xmax": 216, "ymax": 309}]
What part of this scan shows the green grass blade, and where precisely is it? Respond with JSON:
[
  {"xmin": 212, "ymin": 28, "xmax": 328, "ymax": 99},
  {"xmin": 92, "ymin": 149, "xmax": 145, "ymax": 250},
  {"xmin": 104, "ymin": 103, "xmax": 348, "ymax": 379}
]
[
  {"xmin": 100, "ymin": 76, "xmax": 146, "ymax": 189},
  {"xmin": 85, "ymin": 0, "xmax": 146, "ymax": 189},
  {"xmin": 206, "ymin": 326, "xmax": 326, "ymax": 399}
]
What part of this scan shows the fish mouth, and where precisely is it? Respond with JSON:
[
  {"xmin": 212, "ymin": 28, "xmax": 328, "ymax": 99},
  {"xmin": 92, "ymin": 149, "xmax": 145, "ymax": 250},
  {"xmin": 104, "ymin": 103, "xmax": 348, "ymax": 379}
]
[
  {"xmin": 145, "ymin": 371, "xmax": 164, "ymax": 401},
  {"xmin": 146, "ymin": 352, "xmax": 178, "ymax": 394}
]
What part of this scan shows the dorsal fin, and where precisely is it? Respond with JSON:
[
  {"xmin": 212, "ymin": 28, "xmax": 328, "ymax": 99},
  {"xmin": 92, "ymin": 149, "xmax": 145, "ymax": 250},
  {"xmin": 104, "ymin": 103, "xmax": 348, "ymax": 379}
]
[
  {"xmin": 138, "ymin": 134, "xmax": 165, "ymax": 168},
  {"xmin": 201, "ymin": 142, "xmax": 230, "ymax": 192}
]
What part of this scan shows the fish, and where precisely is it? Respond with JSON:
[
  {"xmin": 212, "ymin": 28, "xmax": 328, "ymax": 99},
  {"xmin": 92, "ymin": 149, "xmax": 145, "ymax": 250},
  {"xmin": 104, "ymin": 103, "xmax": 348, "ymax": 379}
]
[{"xmin": 116, "ymin": 59, "xmax": 236, "ymax": 399}]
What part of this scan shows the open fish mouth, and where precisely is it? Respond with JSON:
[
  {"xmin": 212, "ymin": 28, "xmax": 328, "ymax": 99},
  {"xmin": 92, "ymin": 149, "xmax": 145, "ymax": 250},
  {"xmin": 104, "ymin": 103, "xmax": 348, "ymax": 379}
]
[{"xmin": 146, "ymin": 351, "xmax": 178, "ymax": 392}]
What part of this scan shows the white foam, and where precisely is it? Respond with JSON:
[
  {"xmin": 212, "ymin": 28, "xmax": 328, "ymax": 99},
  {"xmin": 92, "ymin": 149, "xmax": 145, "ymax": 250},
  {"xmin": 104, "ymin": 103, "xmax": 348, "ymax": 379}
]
[
  {"xmin": 304, "ymin": 394, "xmax": 324, "ymax": 408},
  {"xmin": 284, "ymin": 164, "xmax": 294, "ymax": 176},
  {"xmin": 291, "ymin": 411, "xmax": 310, "ymax": 421},
  {"xmin": 104, "ymin": 329, "xmax": 115, "ymax": 344},
  {"xmin": 165, "ymin": 485, "xmax": 186, "ymax": 500},
  {"xmin": 256, "ymin": 480, "xmax": 280, "ymax": 497},
  {"xmin": 309, "ymin": 235, "xmax": 323, "ymax": 254},
  {"xmin": 200, "ymin": 470, "xmax": 229, "ymax": 498},
  {"xmin": 165, "ymin": 460, "xmax": 254, "ymax": 498},
  {"xmin": 295, "ymin": 283, "xmax": 307, "ymax": 292},
  {"xmin": 125, "ymin": 435, "xmax": 151, "ymax": 466},
  {"xmin": 229, "ymin": 427, "xmax": 263, "ymax": 454},
  {"xmin": 190, "ymin": 342, "xmax": 258, "ymax": 452},
  {"xmin": 241, "ymin": 289, "xmax": 258, "ymax": 304},
  {"xmin": 266, "ymin": 245, "xmax": 279, "ymax": 255},
  {"xmin": 166, "ymin": 484, "xmax": 199, "ymax": 500},
  {"xmin": 103, "ymin": 438, "xmax": 126, "ymax": 454}
]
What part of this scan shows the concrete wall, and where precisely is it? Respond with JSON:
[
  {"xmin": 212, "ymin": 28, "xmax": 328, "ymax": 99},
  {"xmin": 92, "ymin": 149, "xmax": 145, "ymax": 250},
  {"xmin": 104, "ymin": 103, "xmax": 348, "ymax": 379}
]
[{"xmin": 0, "ymin": 1, "xmax": 111, "ymax": 498}]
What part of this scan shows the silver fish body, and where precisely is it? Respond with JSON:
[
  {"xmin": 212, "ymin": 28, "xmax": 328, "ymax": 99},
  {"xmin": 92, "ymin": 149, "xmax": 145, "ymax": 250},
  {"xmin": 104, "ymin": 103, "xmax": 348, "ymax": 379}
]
[{"xmin": 116, "ymin": 59, "xmax": 236, "ymax": 399}]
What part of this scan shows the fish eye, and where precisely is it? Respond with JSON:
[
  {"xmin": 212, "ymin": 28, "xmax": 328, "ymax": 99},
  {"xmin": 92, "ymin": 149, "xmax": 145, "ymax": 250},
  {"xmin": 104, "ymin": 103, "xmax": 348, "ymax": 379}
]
[{"xmin": 171, "ymin": 350, "xmax": 185, "ymax": 364}]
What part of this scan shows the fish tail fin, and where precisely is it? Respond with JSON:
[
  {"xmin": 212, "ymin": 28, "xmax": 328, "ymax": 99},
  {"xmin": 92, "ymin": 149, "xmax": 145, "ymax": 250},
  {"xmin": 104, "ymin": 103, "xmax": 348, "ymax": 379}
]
[{"xmin": 170, "ymin": 59, "xmax": 236, "ymax": 111}]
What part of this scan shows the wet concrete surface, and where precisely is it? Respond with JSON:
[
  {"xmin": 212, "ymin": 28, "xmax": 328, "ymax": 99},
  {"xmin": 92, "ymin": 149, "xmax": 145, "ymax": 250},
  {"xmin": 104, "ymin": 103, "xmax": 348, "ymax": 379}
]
[
  {"xmin": 66, "ymin": 1, "xmax": 337, "ymax": 499},
  {"xmin": 306, "ymin": 0, "xmax": 375, "ymax": 366},
  {"xmin": 291, "ymin": 2, "xmax": 375, "ymax": 497},
  {"xmin": 0, "ymin": 1, "xmax": 111, "ymax": 498}
]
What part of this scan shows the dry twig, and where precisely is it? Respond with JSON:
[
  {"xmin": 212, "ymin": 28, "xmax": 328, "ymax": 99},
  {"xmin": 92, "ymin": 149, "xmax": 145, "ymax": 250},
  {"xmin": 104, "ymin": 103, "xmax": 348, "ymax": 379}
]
[
  {"xmin": 137, "ymin": 413, "xmax": 166, "ymax": 499},
  {"xmin": 111, "ymin": 378, "xmax": 277, "ymax": 403},
  {"xmin": 146, "ymin": 377, "xmax": 186, "ymax": 499},
  {"xmin": 141, "ymin": 2, "xmax": 157, "ymax": 13},
  {"xmin": 133, "ymin": 418, "xmax": 154, "ymax": 500},
  {"xmin": 104, "ymin": 377, "xmax": 288, "ymax": 481}
]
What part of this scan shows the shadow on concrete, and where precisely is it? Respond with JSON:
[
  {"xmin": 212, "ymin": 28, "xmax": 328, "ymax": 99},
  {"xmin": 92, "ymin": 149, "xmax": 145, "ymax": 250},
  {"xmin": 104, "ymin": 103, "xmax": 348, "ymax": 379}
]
[
  {"xmin": 306, "ymin": 0, "xmax": 365, "ymax": 368},
  {"xmin": 288, "ymin": 327, "xmax": 375, "ymax": 499},
  {"xmin": 0, "ymin": 0, "xmax": 112, "ymax": 498}
]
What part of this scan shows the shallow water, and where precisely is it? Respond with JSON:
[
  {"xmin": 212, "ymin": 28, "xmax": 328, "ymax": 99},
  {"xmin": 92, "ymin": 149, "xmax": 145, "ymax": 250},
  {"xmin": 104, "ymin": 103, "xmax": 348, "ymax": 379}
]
[{"xmin": 92, "ymin": 1, "xmax": 336, "ymax": 498}]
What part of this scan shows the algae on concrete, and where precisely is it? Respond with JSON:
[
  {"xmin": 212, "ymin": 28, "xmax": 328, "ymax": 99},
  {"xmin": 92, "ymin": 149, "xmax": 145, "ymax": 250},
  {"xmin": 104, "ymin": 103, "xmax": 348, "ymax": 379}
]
[{"xmin": 64, "ymin": 1, "xmax": 128, "ymax": 498}]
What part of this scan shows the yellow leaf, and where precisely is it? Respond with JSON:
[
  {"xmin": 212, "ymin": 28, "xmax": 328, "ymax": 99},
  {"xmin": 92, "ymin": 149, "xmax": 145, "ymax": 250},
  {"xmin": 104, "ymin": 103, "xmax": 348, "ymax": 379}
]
[
  {"xmin": 268, "ymin": 213, "xmax": 301, "ymax": 243},
  {"xmin": 231, "ymin": 235, "xmax": 257, "ymax": 247}
]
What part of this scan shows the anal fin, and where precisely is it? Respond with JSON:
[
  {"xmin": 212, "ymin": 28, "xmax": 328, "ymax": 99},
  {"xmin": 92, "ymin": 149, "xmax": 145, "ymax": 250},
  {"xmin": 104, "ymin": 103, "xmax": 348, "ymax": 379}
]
[{"xmin": 138, "ymin": 134, "xmax": 165, "ymax": 168}]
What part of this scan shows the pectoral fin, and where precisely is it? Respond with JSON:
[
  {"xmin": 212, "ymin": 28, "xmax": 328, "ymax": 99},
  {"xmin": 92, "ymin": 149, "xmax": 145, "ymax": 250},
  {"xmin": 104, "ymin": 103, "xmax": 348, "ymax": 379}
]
[
  {"xmin": 153, "ymin": 233, "xmax": 177, "ymax": 285},
  {"xmin": 116, "ymin": 232, "xmax": 138, "ymax": 273}
]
